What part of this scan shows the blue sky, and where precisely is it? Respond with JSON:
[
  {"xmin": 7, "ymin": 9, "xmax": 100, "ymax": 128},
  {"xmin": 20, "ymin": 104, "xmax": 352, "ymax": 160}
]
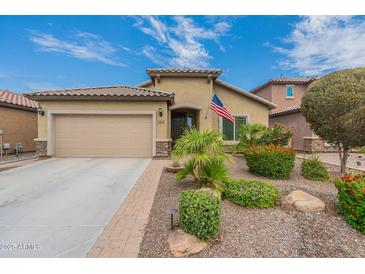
[{"xmin": 1, "ymin": 15, "xmax": 365, "ymax": 93}]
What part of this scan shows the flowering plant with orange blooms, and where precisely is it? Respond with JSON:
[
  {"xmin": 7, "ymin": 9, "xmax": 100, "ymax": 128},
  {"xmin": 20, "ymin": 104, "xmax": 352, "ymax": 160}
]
[
  {"xmin": 334, "ymin": 172, "xmax": 365, "ymax": 233},
  {"xmin": 244, "ymin": 145, "xmax": 295, "ymax": 179}
]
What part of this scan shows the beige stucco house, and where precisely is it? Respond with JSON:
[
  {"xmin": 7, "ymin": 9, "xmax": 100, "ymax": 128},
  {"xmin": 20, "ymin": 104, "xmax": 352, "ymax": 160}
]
[
  {"xmin": 0, "ymin": 89, "xmax": 38, "ymax": 154},
  {"xmin": 26, "ymin": 68, "xmax": 275, "ymax": 158},
  {"xmin": 251, "ymin": 77, "xmax": 334, "ymax": 152}
]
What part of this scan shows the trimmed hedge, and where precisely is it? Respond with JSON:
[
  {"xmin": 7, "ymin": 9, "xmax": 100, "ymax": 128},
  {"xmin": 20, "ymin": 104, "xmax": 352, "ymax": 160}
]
[
  {"xmin": 334, "ymin": 173, "xmax": 365, "ymax": 234},
  {"xmin": 244, "ymin": 145, "xmax": 295, "ymax": 179},
  {"xmin": 224, "ymin": 179, "xmax": 280, "ymax": 208},
  {"xmin": 179, "ymin": 189, "xmax": 221, "ymax": 240},
  {"xmin": 301, "ymin": 157, "xmax": 329, "ymax": 181}
]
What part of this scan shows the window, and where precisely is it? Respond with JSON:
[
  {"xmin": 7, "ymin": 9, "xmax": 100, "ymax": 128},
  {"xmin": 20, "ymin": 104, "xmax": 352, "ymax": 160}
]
[
  {"xmin": 286, "ymin": 86, "xmax": 294, "ymax": 97},
  {"xmin": 222, "ymin": 116, "xmax": 247, "ymax": 141},
  {"xmin": 187, "ymin": 115, "xmax": 194, "ymax": 127}
]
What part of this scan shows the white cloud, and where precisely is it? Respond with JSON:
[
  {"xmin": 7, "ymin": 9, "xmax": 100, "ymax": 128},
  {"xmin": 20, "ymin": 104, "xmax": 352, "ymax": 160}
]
[
  {"xmin": 135, "ymin": 16, "xmax": 231, "ymax": 67},
  {"xmin": 25, "ymin": 81, "xmax": 59, "ymax": 91},
  {"xmin": 29, "ymin": 30, "xmax": 126, "ymax": 67},
  {"xmin": 273, "ymin": 16, "xmax": 365, "ymax": 76}
]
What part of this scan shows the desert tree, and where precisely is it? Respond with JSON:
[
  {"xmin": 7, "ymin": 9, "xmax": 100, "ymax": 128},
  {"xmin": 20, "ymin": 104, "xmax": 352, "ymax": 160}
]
[{"xmin": 301, "ymin": 68, "xmax": 365, "ymax": 173}]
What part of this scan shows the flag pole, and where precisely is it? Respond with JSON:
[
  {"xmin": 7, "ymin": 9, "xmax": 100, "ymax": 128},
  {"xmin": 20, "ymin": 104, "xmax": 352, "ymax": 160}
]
[{"xmin": 205, "ymin": 89, "xmax": 215, "ymax": 119}]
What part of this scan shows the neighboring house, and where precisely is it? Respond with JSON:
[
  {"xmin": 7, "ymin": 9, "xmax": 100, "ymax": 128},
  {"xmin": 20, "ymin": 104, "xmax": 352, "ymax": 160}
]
[
  {"xmin": 250, "ymin": 77, "xmax": 334, "ymax": 152},
  {"xmin": 26, "ymin": 68, "xmax": 275, "ymax": 158},
  {"xmin": 0, "ymin": 89, "xmax": 38, "ymax": 154}
]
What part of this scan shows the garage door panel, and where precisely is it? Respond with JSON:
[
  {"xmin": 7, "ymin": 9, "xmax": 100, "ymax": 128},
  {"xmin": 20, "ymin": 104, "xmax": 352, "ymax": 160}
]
[{"xmin": 54, "ymin": 114, "xmax": 153, "ymax": 157}]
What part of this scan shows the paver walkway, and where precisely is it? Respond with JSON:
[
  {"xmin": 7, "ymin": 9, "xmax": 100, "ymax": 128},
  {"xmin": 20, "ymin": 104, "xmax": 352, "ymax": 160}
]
[{"xmin": 87, "ymin": 159, "xmax": 168, "ymax": 258}]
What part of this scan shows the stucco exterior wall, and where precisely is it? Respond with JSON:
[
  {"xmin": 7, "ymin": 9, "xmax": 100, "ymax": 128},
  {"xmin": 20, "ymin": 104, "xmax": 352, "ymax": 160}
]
[
  {"xmin": 153, "ymin": 76, "xmax": 214, "ymax": 133},
  {"xmin": 270, "ymin": 112, "xmax": 313, "ymax": 151},
  {"xmin": 147, "ymin": 77, "xmax": 270, "ymax": 140},
  {"xmin": 37, "ymin": 100, "xmax": 169, "ymax": 140},
  {"xmin": 270, "ymin": 84, "xmax": 307, "ymax": 113},
  {"xmin": 0, "ymin": 106, "xmax": 37, "ymax": 152},
  {"xmin": 252, "ymin": 85, "xmax": 272, "ymax": 102},
  {"xmin": 214, "ymin": 83, "xmax": 269, "ymax": 129}
]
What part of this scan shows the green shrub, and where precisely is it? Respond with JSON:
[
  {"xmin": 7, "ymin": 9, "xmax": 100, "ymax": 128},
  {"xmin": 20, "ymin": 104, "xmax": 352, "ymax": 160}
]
[
  {"xmin": 235, "ymin": 123, "xmax": 293, "ymax": 152},
  {"xmin": 301, "ymin": 156, "xmax": 329, "ymax": 181},
  {"xmin": 244, "ymin": 145, "xmax": 295, "ymax": 179},
  {"xmin": 360, "ymin": 146, "xmax": 365, "ymax": 154},
  {"xmin": 334, "ymin": 173, "xmax": 365, "ymax": 234},
  {"xmin": 261, "ymin": 124, "xmax": 293, "ymax": 146},
  {"xmin": 224, "ymin": 179, "xmax": 280, "ymax": 208},
  {"xmin": 179, "ymin": 189, "xmax": 221, "ymax": 240}
]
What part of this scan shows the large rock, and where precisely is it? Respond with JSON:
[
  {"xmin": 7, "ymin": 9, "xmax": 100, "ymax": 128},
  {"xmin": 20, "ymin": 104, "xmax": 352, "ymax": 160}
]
[
  {"xmin": 283, "ymin": 190, "xmax": 325, "ymax": 212},
  {"xmin": 168, "ymin": 229, "xmax": 207, "ymax": 257}
]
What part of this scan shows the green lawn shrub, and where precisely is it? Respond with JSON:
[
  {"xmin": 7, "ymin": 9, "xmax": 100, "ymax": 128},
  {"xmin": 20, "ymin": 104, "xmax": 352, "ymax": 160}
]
[
  {"xmin": 301, "ymin": 156, "xmax": 329, "ymax": 181},
  {"xmin": 244, "ymin": 145, "xmax": 295, "ymax": 179},
  {"xmin": 224, "ymin": 179, "xmax": 280, "ymax": 208},
  {"xmin": 179, "ymin": 189, "xmax": 221, "ymax": 240}
]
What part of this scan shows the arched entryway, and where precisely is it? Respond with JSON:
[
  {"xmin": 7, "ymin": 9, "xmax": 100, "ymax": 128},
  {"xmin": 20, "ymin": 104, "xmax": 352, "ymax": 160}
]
[{"xmin": 170, "ymin": 104, "xmax": 201, "ymax": 143}]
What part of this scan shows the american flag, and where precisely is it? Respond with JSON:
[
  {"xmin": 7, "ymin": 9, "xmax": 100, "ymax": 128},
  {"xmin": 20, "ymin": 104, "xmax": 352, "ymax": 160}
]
[{"xmin": 209, "ymin": 94, "xmax": 234, "ymax": 123}]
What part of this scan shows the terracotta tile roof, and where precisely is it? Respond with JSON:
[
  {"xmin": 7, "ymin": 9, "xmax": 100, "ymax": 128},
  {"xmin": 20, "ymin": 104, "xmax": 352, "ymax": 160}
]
[
  {"xmin": 270, "ymin": 103, "xmax": 301, "ymax": 116},
  {"xmin": 251, "ymin": 77, "xmax": 319, "ymax": 94},
  {"xmin": 0, "ymin": 89, "xmax": 38, "ymax": 109},
  {"xmin": 147, "ymin": 68, "xmax": 222, "ymax": 76},
  {"xmin": 25, "ymin": 85, "xmax": 174, "ymax": 101}
]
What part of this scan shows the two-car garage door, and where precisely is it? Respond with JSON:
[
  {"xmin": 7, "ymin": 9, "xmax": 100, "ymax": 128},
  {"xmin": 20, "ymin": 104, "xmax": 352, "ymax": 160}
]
[{"xmin": 54, "ymin": 114, "xmax": 153, "ymax": 157}]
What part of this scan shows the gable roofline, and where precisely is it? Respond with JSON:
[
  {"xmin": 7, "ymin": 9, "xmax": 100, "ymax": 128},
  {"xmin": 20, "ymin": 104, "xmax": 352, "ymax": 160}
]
[
  {"xmin": 214, "ymin": 79, "xmax": 277, "ymax": 109},
  {"xmin": 270, "ymin": 103, "xmax": 301, "ymax": 117},
  {"xmin": 250, "ymin": 77, "xmax": 319, "ymax": 94},
  {"xmin": 137, "ymin": 80, "xmax": 153, "ymax": 87},
  {"xmin": 136, "ymin": 78, "xmax": 277, "ymax": 109},
  {"xmin": 146, "ymin": 68, "xmax": 222, "ymax": 79},
  {"xmin": 25, "ymin": 85, "xmax": 174, "ymax": 102},
  {"xmin": 0, "ymin": 89, "xmax": 38, "ymax": 111}
]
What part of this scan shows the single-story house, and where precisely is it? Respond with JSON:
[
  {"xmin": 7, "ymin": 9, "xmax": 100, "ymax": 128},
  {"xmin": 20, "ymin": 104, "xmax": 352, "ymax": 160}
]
[
  {"xmin": 26, "ymin": 68, "xmax": 276, "ymax": 158},
  {"xmin": 0, "ymin": 89, "xmax": 38, "ymax": 154},
  {"xmin": 250, "ymin": 77, "xmax": 335, "ymax": 152}
]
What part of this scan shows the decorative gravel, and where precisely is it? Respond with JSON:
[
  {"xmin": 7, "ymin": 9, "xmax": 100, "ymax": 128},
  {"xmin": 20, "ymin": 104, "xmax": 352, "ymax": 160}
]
[{"xmin": 138, "ymin": 156, "xmax": 365, "ymax": 258}]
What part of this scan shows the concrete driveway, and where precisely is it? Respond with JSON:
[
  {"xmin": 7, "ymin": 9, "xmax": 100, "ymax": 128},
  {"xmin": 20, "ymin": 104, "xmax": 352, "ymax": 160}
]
[{"xmin": 0, "ymin": 157, "xmax": 151, "ymax": 257}]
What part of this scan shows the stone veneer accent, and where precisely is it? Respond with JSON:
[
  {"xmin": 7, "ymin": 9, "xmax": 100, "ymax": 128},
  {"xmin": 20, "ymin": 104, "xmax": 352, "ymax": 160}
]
[
  {"xmin": 155, "ymin": 139, "xmax": 171, "ymax": 157},
  {"xmin": 303, "ymin": 137, "xmax": 336, "ymax": 153},
  {"xmin": 35, "ymin": 139, "xmax": 47, "ymax": 157}
]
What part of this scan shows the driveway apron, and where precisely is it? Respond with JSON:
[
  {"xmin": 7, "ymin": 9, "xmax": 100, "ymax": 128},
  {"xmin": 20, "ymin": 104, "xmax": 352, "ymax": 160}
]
[{"xmin": 0, "ymin": 157, "xmax": 150, "ymax": 257}]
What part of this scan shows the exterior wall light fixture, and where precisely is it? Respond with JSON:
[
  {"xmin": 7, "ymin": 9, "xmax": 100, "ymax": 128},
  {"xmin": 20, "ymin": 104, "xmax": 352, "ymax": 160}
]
[{"xmin": 37, "ymin": 106, "xmax": 45, "ymax": 116}]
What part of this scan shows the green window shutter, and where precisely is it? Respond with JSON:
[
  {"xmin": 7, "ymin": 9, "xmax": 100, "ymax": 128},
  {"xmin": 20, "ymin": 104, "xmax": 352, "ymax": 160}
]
[
  {"xmin": 222, "ymin": 118, "xmax": 234, "ymax": 140},
  {"xmin": 234, "ymin": 116, "xmax": 247, "ymax": 140}
]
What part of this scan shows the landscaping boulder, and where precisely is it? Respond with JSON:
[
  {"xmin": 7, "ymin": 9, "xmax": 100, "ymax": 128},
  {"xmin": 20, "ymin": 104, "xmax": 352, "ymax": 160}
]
[
  {"xmin": 165, "ymin": 165, "xmax": 184, "ymax": 173},
  {"xmin": 167, "ymin": 229, "xmax": 207, "ymax": 257},
  {"xmin": 283, "ymin": 190, "xmax": 325, "ymax": 212}
]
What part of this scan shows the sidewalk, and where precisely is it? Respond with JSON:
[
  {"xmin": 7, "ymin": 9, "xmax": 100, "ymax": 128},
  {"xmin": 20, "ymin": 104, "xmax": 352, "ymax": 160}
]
[
  {"xmin": 297, "ymin": 152, "xmax": 365, "ymax": 172},
  {"xmin": 0, "ymin": 157, "xmax": 40, "ymax": 171}
]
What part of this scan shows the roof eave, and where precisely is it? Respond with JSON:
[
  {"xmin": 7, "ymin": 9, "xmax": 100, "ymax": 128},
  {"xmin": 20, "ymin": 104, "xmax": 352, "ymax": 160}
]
[
  {"xmin": 0, "ymin": 102, "xmax": 37, "ymax": 112},
  {"xmin": 270, "ymin": 108, "xmax": 301, "ymax": 117},
  {"xmin": 215, "ymin": 79, "xmax": 277, "ymax": 109},
  {"xmin": 250, "ymin": 78, "xmax": 317, "ymax": 94},
  {"xmin": 147, "ymin": 72, "xmax": 221, "ymax": 78},
  {"xmin": 25, "ymin": 94, "xmax": 174, "ymax": 102}
]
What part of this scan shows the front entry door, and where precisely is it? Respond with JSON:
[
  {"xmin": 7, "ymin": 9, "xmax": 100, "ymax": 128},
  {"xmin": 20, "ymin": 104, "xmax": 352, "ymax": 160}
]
[{"xmin": 171, "ymin": 112, "xmax": 186, "ymax": 141}]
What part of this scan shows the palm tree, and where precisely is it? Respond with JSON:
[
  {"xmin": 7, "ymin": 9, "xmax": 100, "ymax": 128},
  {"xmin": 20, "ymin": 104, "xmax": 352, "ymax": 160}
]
[
  {"xmin": 235, "ymin": 123, "xmax": 268, "ymax": 152},
  {"xmin": 172, "ymin": 128, "xmax": 231, "ymax": 192}
]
